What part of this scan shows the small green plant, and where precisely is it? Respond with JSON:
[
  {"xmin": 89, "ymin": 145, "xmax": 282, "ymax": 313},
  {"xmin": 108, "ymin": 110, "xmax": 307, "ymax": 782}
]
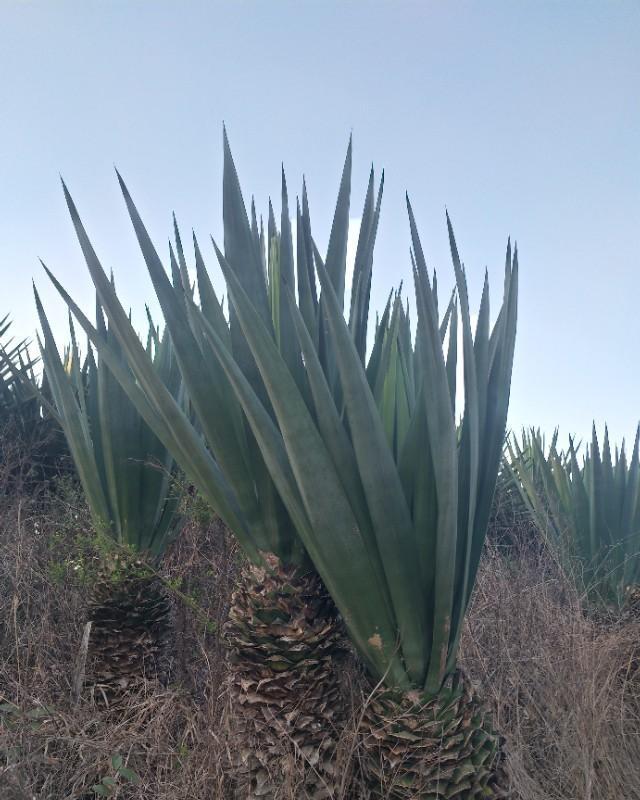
[
  {"xmin": 174, "ymin": 473, "xmax": 217, "ymax": 528},
  {"xmin": 92, "ymin": 754, "xmax": 140, "ymax": 796},
  {"xmin": 0, "ymin": 702, "xmax": 54, "ymax": 732},
  {"xmin": 47, "ymin": 560, "xmax": 67, "ymax": 585},
  {"xmin": 175, "ymin": 741, "xmax": 190, "ymax": 767}
]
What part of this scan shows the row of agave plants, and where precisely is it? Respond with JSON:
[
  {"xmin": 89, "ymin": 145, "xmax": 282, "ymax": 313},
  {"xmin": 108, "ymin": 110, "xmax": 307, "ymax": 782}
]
[
  {"xmin": 1, "ymin": 132, "xmax": 635, "ymax": 798},
  {"xmin": 507, "ymin": 426, "xmax": 640, "ymax": 611},
  {"xmin": 0, "ymin": 316, "xmax": 66, "ymax": 481}
]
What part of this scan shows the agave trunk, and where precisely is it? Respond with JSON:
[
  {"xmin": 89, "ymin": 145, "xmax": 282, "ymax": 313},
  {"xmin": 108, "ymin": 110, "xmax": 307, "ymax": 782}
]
[
  {"xmin": 226, "ymin": 555, "xmax": 343, "ymax": 799},
  {"xmin": 622, "ymin": 586, "xmax": 640, "ymax": 620},
  {"xmin": 361, "ymin": 671, "xmax": 506, "ymax": 799},
  {"xmin": 87, "ymin": 554, "xmax": 172, "ymax": 699}
]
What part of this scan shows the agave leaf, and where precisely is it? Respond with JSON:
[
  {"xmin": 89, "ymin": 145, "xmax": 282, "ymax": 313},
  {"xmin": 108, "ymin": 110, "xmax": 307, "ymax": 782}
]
[
  {"xmin": 34, "ymin": 286, "xmax": 110, "ymax": 531},
  {"xmin": 444, "ymin": 216, "xmax": 481, "ymax": 661},
  {"xmin": 325, "ymin": 137, "xmax": 352, "ymax": 307},
  {"xmin": 467, "ymin": 243, "xmax": 517, "ymax": 608},
  {"xmin": 407, "ymin": 199, "xmax": 458, "ymax": 692},
  {"xmin": 365, "ymin": 290, "xmax": 393, "ymax": 390},
  {"xmin": 349, "ymin": 169, "xmax": 384, "ymax": 361},
  {"xmin": 295, "ymin": 196, "xmax": 318, "ymax": 345}
]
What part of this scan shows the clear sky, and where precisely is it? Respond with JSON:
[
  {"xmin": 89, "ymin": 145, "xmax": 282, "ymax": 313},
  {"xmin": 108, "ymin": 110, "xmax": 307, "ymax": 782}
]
[{"xmin": 1, "ymin": 1, "xmax": 638, "ymax": 445}]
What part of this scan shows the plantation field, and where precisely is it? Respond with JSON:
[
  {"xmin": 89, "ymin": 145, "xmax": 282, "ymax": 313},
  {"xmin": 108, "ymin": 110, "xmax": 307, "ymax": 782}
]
[
  {"xmin": 1, "ymin": 449, "xmax": 639, "ymax": 800},
  {"xmin": 2, "ymin": 3, "xmax": 639, "ymax": 797},
  {"xmin": 0, "ymin": 127, "xmax": 637, "ymax": 800}
]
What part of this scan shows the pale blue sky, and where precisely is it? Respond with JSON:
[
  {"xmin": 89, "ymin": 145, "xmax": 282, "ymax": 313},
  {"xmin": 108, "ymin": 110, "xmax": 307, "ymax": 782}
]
[{"xmin": 1, "ymin": 1, "xmax": 638, "ymax": 444}]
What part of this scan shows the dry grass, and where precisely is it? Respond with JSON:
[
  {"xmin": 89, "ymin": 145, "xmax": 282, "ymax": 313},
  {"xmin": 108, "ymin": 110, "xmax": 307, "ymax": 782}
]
[
  {"xmin": 462, "ymin": 535, "xmax": 640, "ymax": 800},
  {"xmin": 0, "ymin": 470, "xmax": 237, "ymax": 799},
  {"xmin": 1, "ymin": 455, "xmax": 639, "ymax": 798}
]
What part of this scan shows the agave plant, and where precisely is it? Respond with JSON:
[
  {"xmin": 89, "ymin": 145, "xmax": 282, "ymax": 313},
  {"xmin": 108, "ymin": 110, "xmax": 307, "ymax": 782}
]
[
  {"xmin": 41, "ymin": 135, "xmax": 380, "ymax": 797},
  {"xmin": 489, "ymin": 428, "xmax": 559, "ymax": 549},
  {"xmin": 0, "ymin": 315, "xmax": 38, "ymax": 423},
  {"xmin": 0, "ymin": 315, "xmax": 48, "ymax": 451},
  {"xmin": 195, "ymin": 205, "xmax": 518, "ymax": 798},
  {"xmin": 43, "ymin": 132, "xmax": 517, "ymax": 795},
  {"xmin": 0, "ymin": 315, "xmax": 37, "ymax": 478},
  {"xmin": 34, "ymin": 293, "xmax": 182, "ymax": 696},
  {"xmin": 0, "ymin": 315, "xmax": 68, "ymax": 486},
  {"xmin": 508, "ymin": 425, "xmax": 640, "ymax": 609}
]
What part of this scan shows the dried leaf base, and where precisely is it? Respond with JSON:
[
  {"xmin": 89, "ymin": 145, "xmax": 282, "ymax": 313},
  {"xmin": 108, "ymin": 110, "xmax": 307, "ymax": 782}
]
[
  {"xmin": 361, "ymin": 670, "xmax": 507, "ymax": 799},
  {"xmin": 226, "ymin": 556, "xmax": 343, "ymax": 799},
  {"xmin": 87, "ymin": 554, "xmax": 172, "ymax": 701}
]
